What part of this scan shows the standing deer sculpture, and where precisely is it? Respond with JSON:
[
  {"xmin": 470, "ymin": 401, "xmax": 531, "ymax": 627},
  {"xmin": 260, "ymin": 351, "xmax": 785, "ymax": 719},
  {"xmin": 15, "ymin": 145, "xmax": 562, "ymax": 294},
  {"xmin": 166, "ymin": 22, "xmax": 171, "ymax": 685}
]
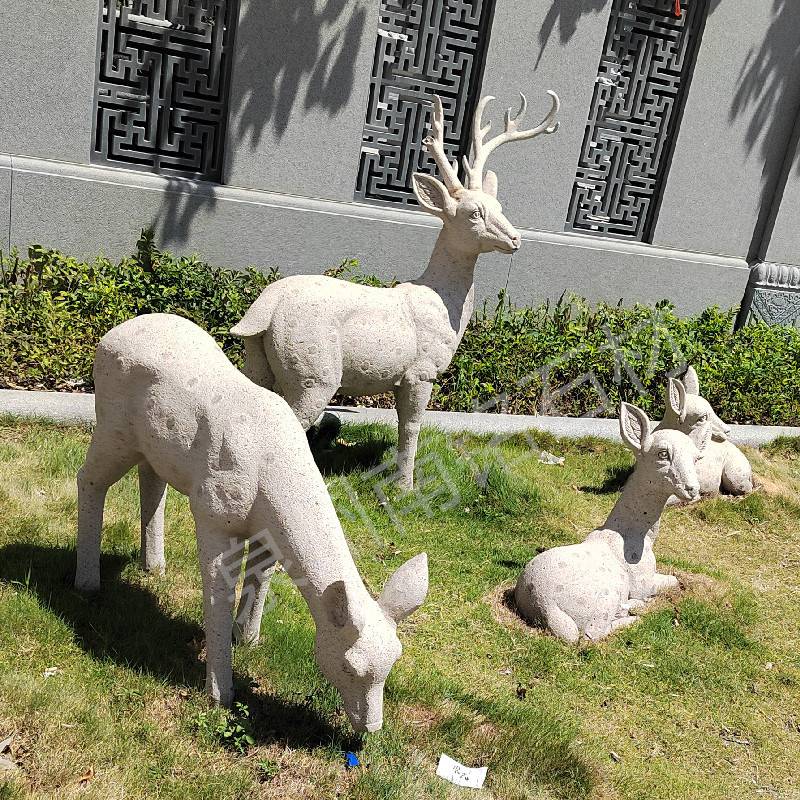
[
  {"xmin": 75, "ymin": 314, "xmax": 429, "ymax": 732},
  {"xmin": 231, "ymin": 89, "xmax": 560, "ymax": 491},
  {"xmin": 515, "ymin": 402, "xmax": 703, "ymax": 643},
  {"xmin": 656, "ymin": 367, "xmax": 753, "ymax": 497}
]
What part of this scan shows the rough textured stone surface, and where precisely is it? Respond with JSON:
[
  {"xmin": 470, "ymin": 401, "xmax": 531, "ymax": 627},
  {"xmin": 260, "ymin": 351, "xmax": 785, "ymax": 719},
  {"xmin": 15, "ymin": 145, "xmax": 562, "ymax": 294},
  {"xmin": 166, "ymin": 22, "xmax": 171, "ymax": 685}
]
[
  {"xmin": 74, "ymin": 314, "xmax": 428, "ymax": 732},
  {"xmin": 0, "ymin": 0, "xmax": 96, "ymax": 164},
  {"xmin": 657, "ymin": 368, "xmax": 753, "ymax": 497},
  {"xmin": 232, "ymin": 90, "xmax": 560, "ymax": 489},
  {"xmin": 515, "ymin": 402, "xmax": 701, "ymax": 643}
]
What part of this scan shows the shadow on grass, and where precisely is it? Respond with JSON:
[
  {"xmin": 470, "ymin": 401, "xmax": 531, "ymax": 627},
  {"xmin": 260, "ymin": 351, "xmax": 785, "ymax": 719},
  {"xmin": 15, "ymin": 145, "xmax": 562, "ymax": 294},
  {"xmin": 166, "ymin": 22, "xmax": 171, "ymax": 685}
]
[
  {"xmin": 579, "ymin": 462, "xmax": 633, "ymax": 494},
  {"xmin": 310, "ymin": 422, "xmax": 395, "ymax": 477},
  {"xmin": 0, "ymin": 543, "xmax": 343, "ymax": 750}
]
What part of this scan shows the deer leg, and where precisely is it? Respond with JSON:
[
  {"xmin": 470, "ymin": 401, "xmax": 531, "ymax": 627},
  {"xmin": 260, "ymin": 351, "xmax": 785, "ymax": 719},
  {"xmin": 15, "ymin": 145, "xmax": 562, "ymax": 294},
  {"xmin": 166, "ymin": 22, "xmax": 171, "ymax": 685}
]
[
  {"xmin": 394, "ymin": 379, "xmax": 434, "ymax": 492},
  {"xmin": 651, "ymin": 573, "xmax": 679, "ymax": 593},
  {"xmin": 138, "ymin": 461, "xmax": 167, "ymax": 575},
  {"xmin": 543, "ymin": 605, "xmax": 580, "ymax": 644},
  {"xmin": 234, "ymin": 534, "xmax": 276, "ymax": 646},
  {"xmin": 76, "ymin": 435, "xmax": 139, "ymax": 592},
  {"xmin": 241, "ymin": 335, "xmax": 276, "ymax": 391},
  {"xmin": 720, "ymin": 452, "xmax": 753, "ymax": 495},
  {"xmin": 196, "ymin": 520, "xmax": 238, "ymax": 706}
]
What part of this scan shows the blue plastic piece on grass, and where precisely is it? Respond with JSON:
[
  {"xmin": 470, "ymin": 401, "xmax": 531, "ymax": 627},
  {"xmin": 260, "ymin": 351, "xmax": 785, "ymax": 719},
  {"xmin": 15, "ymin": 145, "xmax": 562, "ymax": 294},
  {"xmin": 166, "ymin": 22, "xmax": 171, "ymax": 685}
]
[{"xmin": 345, "ymin": 752, "xmax": 361, "ymax": 769}]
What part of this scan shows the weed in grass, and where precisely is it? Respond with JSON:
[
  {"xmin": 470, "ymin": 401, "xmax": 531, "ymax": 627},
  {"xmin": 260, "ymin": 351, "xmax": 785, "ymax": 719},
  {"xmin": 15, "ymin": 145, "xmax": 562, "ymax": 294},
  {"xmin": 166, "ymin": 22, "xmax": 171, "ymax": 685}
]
[
  {"xmin": 256, "ymin": 757, "xmax": 280, "ymax": 782},
  {"xmin": 190, "ymin": 702, "xmax": 255, "ymax": 754}
]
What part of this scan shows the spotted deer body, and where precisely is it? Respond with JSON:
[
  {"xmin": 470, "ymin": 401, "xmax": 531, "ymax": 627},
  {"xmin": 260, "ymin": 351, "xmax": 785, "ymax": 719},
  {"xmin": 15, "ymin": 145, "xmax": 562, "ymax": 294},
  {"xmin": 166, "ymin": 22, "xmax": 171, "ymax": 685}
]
[
  {"xmin": 515, "ymin": 402, "xmax": 702, "ymax": 643},
  {"xmin": 232, "ymin": 89, "xmax": 560, "ymax": 491},
  {"xmin": 75, "ymin": 314, "xmax": 428, "ymax": 732}
]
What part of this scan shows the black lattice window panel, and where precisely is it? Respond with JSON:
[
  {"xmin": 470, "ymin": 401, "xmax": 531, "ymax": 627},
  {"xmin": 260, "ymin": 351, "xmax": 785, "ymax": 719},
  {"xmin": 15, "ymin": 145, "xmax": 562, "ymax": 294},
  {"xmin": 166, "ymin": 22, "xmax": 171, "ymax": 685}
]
[
  {"xmin": 565, "ymin": 0, "xmax": 707, "ymax": 240},
  {"xmin": 355, "ymin": 0, "xmax": 496, "ymax": 206},
  {"xmin": 92, "ymin": 0, "xmax": 238, "ymax": 181}
]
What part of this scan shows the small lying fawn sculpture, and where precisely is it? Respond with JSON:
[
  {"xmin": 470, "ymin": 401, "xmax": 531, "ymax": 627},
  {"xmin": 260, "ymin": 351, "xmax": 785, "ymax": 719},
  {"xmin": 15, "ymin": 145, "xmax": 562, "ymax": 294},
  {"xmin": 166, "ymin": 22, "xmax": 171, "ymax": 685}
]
[
  {"xmin": 75, "ymin": 314, "xmax": 429, "ymax": 732},
  {"xmin": 656, "ymin": 367, "xmax": 753, "ymax": 497},
  {"xmin": 515, "ymin": 402, "xmax": 702, "ymax": 643},
  {"xmin": 231, "ymin": 89, "xmax": 560, "ymax": 490}
]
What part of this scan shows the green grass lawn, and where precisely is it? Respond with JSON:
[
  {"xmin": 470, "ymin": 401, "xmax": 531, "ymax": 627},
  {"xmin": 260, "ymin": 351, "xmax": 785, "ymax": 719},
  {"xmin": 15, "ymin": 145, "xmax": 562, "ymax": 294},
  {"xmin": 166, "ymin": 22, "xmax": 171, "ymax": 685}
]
[{"xmin": 0, "ymin": 418, "xmax": 798, "ymax": 800}]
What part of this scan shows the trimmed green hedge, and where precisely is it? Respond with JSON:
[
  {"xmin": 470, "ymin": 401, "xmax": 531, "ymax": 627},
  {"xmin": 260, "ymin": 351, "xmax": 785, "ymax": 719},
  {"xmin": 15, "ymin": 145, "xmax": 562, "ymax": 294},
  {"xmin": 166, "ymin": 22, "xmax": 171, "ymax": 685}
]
[{"xmin": 2, "ymin": 234, "xmax": 799, "ymax": 426}]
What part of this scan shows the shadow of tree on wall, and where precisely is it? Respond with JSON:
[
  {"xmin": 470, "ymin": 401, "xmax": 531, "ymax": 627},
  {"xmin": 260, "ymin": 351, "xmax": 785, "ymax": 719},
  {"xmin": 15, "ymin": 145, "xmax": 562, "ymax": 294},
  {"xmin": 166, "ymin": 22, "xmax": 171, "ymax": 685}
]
[
  {"xmin": 232, "ymin": 0, "xmax": 368, "ymax": 144},
  {"xmin": 535, "ymin": 0, "xmax": 725, "ymax": 69},
  {"xmin": 156, "ymin": 178, "xmax": 219, "ymax": 249},
  {"xmin": 535, "ymin": 0, "xmax": 611, "ymax": 68},
  {"xmin": 729, "ymin": 0, "xmax": 800, "ymax": 261},
  {"xmin": 154, "ymin": 0, "xmax": 369, "ymax": 252}
]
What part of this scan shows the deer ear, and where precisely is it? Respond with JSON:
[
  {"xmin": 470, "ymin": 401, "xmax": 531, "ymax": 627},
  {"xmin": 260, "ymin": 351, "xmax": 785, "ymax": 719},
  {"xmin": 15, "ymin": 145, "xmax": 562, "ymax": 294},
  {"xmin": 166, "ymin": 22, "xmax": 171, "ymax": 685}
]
[
  {"xmin": 412, "ymin": 173, "xmax": 455, "ymax": 218},
  {"xmin": 620, "ymin": 402, "xmax": 652, "ymax": 453},
  {"xmin": 667, "ymin": 378, "xmax": 687, "ymax": 421},
  {"xmin": 683, "ymin": 366, "xmax": 700, "ymax": 395},
  {"xmin": 482, "ymin": 170, "xmax": 498, "ymax": 198},
  {"xmin": 379, "ymin": 553, "xmax": 428, "ymax": 624},
  {"xmin": 322, "ymin": 581, "xmax": 363, "ymax": 632}
]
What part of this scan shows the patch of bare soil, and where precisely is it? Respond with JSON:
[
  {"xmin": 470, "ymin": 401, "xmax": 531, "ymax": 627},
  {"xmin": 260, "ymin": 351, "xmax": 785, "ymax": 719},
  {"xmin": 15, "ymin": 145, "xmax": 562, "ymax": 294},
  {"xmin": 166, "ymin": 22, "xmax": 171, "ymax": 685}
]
[{"xmin": 485, "ymin": 581, "xmax": 541, "ymax": 635}]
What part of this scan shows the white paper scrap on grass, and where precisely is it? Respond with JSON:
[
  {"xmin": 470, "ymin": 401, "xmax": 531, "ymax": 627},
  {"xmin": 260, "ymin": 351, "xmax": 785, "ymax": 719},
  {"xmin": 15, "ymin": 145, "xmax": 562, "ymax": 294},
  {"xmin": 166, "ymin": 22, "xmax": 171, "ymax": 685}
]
[{"xmin": 436, "ymin": 753, "xmax": 488, "ymax": 789}]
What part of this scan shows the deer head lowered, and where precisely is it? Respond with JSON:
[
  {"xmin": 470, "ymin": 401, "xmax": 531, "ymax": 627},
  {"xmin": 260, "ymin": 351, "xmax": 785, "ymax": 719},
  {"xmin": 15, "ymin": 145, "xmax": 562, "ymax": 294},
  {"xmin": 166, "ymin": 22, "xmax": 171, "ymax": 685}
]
[{"xmin": 412, "ymin": 90, "xmax": 560, "ymax": 254}]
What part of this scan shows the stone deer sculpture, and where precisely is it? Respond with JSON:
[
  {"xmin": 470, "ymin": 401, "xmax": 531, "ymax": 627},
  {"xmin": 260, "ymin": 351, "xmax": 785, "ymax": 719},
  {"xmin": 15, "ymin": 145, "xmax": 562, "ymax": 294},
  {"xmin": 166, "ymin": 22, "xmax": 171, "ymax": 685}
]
[
  {"xmin": 75, "ymin": 314, "xmax": 429, "ymax": 732},
  {"xmin": 515, "ymin": 402, "xmax": 702, "ymax": 643},
  {"xmin": 657, "ymin": 367, "xmax": 752, "ymax": 497},
  {"xmin": 231, "ymin": 89, "xmax": 560, "ymax": 490}
]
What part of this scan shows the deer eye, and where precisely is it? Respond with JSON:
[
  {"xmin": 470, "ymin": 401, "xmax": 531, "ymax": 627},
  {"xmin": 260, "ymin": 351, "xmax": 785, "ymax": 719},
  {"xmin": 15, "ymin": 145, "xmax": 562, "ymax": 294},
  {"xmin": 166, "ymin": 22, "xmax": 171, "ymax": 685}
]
[
  {"xmin": 657, "ymin": 449, "xmax": 670, "ymax": 460},
  {"xmin": 698, "ymin": 414, "xmax": 707, "ymax": 422},
  {"xmin": 470, "ymin": 209, "xmax": 483, "ymax": 220}
]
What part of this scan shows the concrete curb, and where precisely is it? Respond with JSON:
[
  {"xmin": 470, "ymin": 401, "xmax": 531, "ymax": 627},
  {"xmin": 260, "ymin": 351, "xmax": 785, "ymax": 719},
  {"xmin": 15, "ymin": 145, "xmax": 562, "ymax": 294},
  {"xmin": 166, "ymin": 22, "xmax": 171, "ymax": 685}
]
[{"xmin": 1, "ymin": 389, "xmax": 798, "ymax": 447}]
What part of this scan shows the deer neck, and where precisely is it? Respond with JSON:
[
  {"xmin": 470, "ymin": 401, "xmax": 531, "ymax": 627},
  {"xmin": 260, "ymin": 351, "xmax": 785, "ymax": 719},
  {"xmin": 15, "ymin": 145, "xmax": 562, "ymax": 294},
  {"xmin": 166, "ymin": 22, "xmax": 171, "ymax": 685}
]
[
  {"xmin": 256, "ymin": 507, "xmax": 372, "ymax": 628},
  {"xmin": 604, "ymin": 468, "xmax": 670, "ymax": 546},
  {"xmin": 413, "ymin": 229, "xmax": 478, "ymax": 339}
]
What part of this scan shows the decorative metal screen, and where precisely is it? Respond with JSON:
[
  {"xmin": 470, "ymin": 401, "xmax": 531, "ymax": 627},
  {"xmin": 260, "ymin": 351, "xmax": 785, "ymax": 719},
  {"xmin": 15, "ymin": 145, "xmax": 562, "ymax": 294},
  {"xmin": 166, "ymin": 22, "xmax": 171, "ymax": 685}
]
[
  {"xmin": 355, "ymin": 0, "xmax": 496, "ymax": 206},
  {"xmin": 565, "ymin": 0, "xmax": 707, "ymax": 240},
  {"xmin": 92, "ymin": 0, "xmax": 238, "ymax": 181}
]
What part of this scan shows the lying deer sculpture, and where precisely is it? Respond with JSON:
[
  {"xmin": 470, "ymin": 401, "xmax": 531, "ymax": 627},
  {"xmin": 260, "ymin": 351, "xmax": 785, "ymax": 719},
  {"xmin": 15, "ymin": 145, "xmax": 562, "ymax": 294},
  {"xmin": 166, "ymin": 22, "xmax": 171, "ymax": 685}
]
[
  {"xmin": 515, "ymin": 402, "xmax": 702, "ymax": 643},
  {"xmin": 656, "ymin": 367, "xmax": 753, "ymax": 497},
  {"xmin": 231, "ymin": 88, "xmax": 560, "ymax": 490},
  {"xmin": 75, "ymin": 314, "xmax": 429, "ymax": 732}
]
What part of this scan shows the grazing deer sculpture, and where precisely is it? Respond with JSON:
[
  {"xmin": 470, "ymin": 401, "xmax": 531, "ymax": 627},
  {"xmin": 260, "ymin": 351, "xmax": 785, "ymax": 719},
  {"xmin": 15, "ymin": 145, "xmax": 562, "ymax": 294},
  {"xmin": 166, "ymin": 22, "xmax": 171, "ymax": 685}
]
[
  {"xmin": 231, "ymin": 89, "xmax": 560, "ymax": 490},
  {"xmin": 515, "ymin": 402, "xmax": 702, "ymax": 643},
  {"xmin": 75, "ymin": 314, "xmax": 429, "ymax": 732},
  {"xmin": 656, "ymin": 367, "xmax": 753, "ymax": 497}
]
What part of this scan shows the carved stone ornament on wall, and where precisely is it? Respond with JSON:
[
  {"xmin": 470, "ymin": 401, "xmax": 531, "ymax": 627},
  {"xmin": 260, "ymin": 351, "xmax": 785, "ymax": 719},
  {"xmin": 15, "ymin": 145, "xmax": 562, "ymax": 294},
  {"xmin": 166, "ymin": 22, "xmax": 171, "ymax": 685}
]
[
  {"xmin": 565, "ymin": 0, "xmax": 707, "ymax": 241},
  {"xmin": 737, "ymin": 262, "xmax": 800, "ymax": 329},
  {"xmin": 355, "ymin": 0, "xmax": 496, "ymax": 206},
  {"xmin": 92, "ymin": 0, "xmax": 238, "ymax": 181}
]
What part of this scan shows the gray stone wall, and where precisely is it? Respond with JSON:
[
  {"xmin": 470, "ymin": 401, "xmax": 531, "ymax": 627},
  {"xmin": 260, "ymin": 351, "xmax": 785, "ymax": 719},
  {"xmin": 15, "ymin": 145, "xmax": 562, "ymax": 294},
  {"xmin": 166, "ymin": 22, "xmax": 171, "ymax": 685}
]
[
  {"xmin": 222, "ymin": 0, "xmax": 377, "ymax": 202},
  {"xmin": 0, "ymin": 156, "xmax": 11, "ymax": 254},
  {"xmin": 479, "ymin": 0, "xmax": 613, "ymax": 232},
  {"xmin": 0, "ymin": 0, "xmax": 797, "ymax": 317},
  {"xmin": 0, "ymin": 0, "xmax": 97, "ymax": 164},
  {"xmin": 655, "ymin": 0, "xmax": 800, "ymax": 259}
]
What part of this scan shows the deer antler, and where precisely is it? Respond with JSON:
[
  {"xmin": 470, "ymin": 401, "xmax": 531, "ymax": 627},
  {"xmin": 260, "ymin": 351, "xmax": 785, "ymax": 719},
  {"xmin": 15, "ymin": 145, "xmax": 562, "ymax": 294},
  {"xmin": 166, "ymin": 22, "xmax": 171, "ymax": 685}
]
[
  {"xmin": 464, "ymin": 90, "xmax": 560, "ymax": 190},
  {"xmin": 422, "ymin": 95, "xmax": 465, "ymax": 194}
]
